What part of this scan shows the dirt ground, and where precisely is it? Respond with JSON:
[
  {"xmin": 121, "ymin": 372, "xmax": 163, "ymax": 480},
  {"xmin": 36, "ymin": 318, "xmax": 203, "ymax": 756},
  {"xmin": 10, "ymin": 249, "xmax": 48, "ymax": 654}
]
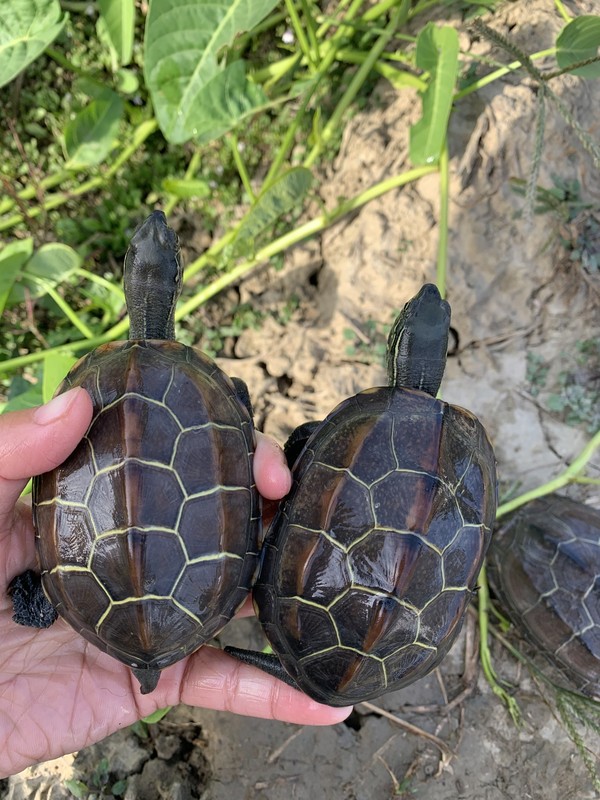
[{"xmin": 4, "ymin": 1, "xmax": 600, "ymax": 798}]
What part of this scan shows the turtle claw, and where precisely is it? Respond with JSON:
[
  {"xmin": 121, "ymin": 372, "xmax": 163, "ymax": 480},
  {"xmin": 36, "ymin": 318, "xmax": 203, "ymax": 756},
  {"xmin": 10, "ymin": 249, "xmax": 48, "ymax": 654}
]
[{"xmin": 8, "ymin": 569, "xmax": 58, "ymax": 629}]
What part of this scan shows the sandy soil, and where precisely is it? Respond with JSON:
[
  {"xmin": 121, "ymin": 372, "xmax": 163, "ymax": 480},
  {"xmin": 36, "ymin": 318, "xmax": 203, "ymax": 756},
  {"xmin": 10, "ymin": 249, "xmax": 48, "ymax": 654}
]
[{"xmin": 4, "ymin": 1, "xmax": 599, "ymax": 798}]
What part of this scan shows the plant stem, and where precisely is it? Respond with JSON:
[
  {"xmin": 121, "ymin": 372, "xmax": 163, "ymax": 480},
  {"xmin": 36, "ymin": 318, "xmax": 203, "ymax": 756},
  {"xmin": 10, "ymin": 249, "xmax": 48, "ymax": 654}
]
[
  {"xmin": 304, "ymin": 1, "xmax": 406, "ymax": 167},
  {"xmin": 76, "ymin": 268, "xmax": 125, "ymax": 302},
  {"xmin": 454, "ymin": 48, "xmax": 556, "ymax": 102},
  {"xmin": 229, "ymin": 133, "xmax": 255, "ymax": 201},
  {"xmin": 285, "ymin": 0, "xmax": 317, "ymax": 69},
  {"xmin": 42, "ymin": 283, "xmax": 95, "ymax": 340},
  {"xmin": 554, "ymin": 0, "xmax": 572, "ymax": 23},
  {"xmin": 0, "ymin": 120, "xmax": 158, "ymax": 232},
  {"xmin": 496, "ymin": 428, "xmax": 600, "ymax": 519},
  {"xmin": 0, "ymin": 164, "xmax": 437, "ymax": 375},
  {"xmin": 437, "ymin": 143, "xmax": 449, "ymax": 297},
  {"xmin": 298, "ymin": 0, "xmax": 320, "ymax": 65},
  {"xmin": 477, "ymin": 566, "xmax": 521, "ymax": 724},
  {"xmin": 164, "ymin": 149, "xmax": 203, "ymax": 216}
]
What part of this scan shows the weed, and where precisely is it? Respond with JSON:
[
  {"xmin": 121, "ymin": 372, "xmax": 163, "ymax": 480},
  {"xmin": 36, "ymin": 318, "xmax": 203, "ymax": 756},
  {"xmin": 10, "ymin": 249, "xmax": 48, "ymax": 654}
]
[
  {"xmin": 343, "ymin": 315, "xmax": 397, "ymax": 366},
  {"xmin": 65, "ymin": 757, "xmax": 126, "ymax": 799},
  {"xmin": 526, "ymin": 341, "xmax": 600, "ymax": 433}
]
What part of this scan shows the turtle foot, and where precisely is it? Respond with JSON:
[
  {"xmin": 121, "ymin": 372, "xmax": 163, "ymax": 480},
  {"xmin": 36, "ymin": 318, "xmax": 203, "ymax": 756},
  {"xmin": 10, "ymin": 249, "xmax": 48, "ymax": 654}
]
[
  {"xmin": 8, "ymin": 569, "xmax": 58, "ymax": 628},
  {"xmin": 283, "ymin": 421, "xmax": 321, "ymax": 468},
  {"xmin": 224, "ymin": 646, "xmax": 299, "ymax": 690}
]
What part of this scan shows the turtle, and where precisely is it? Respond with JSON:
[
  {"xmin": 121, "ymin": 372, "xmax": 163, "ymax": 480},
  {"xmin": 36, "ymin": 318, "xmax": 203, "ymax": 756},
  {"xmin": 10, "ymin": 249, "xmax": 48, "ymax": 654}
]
[
  {"xmin": 227, "ymin": 283, "xmax": 497, "ymax": 706},
  {"xmin": 487, "ymin": 493, "xmax": 600, "ymax": 700},
  {"xmin": 9, "ymin": 211, "xmax": 260, "ymax": 694}
]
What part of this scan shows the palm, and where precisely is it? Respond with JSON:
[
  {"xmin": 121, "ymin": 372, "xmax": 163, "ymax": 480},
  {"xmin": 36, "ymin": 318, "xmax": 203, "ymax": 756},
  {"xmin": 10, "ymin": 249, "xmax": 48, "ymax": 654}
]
[
  {"xmin": 0, "ymin": 501, "xmax": 142, "ymax": 774},
  {"xmin": 0, "ymin": 395, "xmax": 349, "ymax": 778}
]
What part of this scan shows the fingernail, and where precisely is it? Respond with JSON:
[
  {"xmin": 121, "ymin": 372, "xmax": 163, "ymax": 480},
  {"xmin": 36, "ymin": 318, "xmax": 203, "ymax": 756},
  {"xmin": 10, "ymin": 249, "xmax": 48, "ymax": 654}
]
[{"xmin": 33, "ymin": 387, "xmax": 80, "ymax": 425}]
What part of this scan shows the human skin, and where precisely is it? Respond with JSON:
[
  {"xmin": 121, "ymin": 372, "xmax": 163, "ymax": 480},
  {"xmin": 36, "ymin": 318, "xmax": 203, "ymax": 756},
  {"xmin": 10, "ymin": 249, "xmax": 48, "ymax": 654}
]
[{"xmin": 0, "ymin": 387, "xmax": 351, "ymax": 778}]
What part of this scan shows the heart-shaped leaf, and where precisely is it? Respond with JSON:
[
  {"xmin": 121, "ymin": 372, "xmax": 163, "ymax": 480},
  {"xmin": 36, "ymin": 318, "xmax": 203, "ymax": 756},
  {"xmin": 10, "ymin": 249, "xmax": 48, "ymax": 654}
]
[
  {"xmin": 0, "ymin": 0, "xmax": 66, "ymax": 89},
  {"xmin": 556, "ymin": 15, "xmax": 600, "ymax": 79},
  {"xmin": 8, "ymin": 243, "xmax": 81, "ymax": 304},
  {"xmin": 144, "ymin": 0, "xmax": 279, "ymax": 144},
  {"xmin": 0, "ymin": 238, "xmax": 33, "ymax": 312},
  {"xmin": 64, "ymin": 89, "xmax": 124, "ymax": 168}
]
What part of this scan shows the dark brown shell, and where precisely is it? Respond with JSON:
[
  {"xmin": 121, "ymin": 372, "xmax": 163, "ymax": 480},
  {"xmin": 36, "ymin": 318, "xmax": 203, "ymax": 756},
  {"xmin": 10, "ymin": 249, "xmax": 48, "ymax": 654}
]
[
  {"xmin": 254, "ymin": 386, "xmax": 497, "ymax": 706},
  {"xmin": 488, "ymin": 494, "xmax": 600, "ymax": 699},
  {"xmin": 34, "ymin": 340, "xmax": 260, "ymax": 674}
]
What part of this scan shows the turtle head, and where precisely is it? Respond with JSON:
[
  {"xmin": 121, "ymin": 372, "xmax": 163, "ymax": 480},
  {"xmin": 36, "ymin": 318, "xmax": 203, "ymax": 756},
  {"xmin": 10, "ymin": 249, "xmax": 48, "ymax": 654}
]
[
  {"xmin": 387, "ymin": 284, "xmax": 451, "ymax": 397},
  {"xmin": 124, "ymin": 210, "xmax": 183, "ymax": 340}
]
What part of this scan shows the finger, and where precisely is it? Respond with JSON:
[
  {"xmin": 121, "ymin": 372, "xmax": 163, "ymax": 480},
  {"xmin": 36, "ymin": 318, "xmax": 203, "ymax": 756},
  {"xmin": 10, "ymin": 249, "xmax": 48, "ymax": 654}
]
[
  {"xmin": 0, "ymin": 388, "xmax": 93, "ymax": 528},
  {"xmin": 233, "ymin": 594, "xmax": 255, "ymax": 618},
  {"xmin": 253, "ymin": 431, "xmax": 292, "ymax": 501},
  {"xmin": 150, "ymin": 646, "xmax": 352, "ymax": 725}
]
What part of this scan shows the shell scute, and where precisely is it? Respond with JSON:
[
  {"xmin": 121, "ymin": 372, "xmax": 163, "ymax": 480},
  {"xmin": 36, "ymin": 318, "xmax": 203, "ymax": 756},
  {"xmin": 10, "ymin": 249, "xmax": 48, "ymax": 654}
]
[
  {"xmin": 256, "ymin": 385, "xmax": 496, "ymax": 704},
  {"xmin": 100, "ymin": 599, "xmax": 200, "ymax": 665},
  {"xmin": 36, "ymin": 504, "xmax": 95, "ymax": 568},
  {"xmin": 489, "ymin": 494, "xmax": 600, "ymax": 698},
  {"xmin": 277, "ymin": 527, "xmax": 351, "ymax": 604},
  {"xmin": 442, "ymin": 526, "xmax": 489, "ymax": 587},
  {"xmin": 90, "ymin": 529, "xmax": 186, "ymax": 601},
  {"xmin": 277, "ymin": 598, "xmax": 339, "ymax": 660},
  {"xmin": 35, "ymin": 340, "xmax": 259, "ymax": 679}
]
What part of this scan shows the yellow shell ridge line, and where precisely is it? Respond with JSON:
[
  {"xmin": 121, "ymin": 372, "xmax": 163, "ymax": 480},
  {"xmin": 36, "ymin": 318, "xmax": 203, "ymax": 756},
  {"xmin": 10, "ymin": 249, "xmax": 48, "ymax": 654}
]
[
  {"xmin": 95, "ymin": 392, "xmax": 181, "ymax": 427},
  {"xmin": 46, "ymin": 564, "xmax": 112, "ymax": 602},
  {"xmin": 94, "ymin": 593, "xmax": 203, "ymax": 633},
  {"xmin": 299, "ymin": 643, "xmax": 386, "ymax": 664},
  {"xmin": 283, "ymin": 521, "xmax": 452, "ymax": 557},
  {"xmin": 161, "ymin": 363, "xmax": 177, "ymax": 406},
  {"xmin": 169, "ymin": 551, "xmax": 244, "ymax": 603},
  {"xmin": 172, "ymin": 485, "xmax": 250, "ymax": 544},
  {"xmin": 36, "ymin": 498, "xmax": 90, "ymax": 509},
  {"xmin": 282, "ymin": 588, "xmax": 419, "ymax": 614},
  {"xmin": 93, "ymin": 525, "xmax": 179, "ymax": 540}
]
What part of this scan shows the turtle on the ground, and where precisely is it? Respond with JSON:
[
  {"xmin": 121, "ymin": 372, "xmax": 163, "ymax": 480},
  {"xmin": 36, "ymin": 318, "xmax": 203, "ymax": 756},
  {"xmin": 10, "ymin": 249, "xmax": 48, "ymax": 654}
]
[
  {"xmin": 9, "ymin": 211, "xmax": 260, "ymax": 694},
  {"xmin": 488, "ymin": 493, "xmax": 600, "ymax": 700},
  {"xmin": 227, "ymin": 284, "xmax": 497, "ymax": 706}
]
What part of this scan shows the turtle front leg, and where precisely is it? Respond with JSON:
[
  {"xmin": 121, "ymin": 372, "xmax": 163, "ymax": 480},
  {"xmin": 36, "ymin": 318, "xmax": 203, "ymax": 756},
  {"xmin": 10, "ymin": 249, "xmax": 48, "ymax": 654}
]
[
  {"xmin": 8, "ymin": 569, "xmax": 58, "ymax": 628},
  {"xmin": 283, "ymin": 420, "xmax": 321, "ymax": 468},
  {"xmin": 231, "ymin": 377, "xmax": 254, "ymax": 418},
  {"xmin": 224, "ymin": 646, "xmax": 300, "ymax": 690}
]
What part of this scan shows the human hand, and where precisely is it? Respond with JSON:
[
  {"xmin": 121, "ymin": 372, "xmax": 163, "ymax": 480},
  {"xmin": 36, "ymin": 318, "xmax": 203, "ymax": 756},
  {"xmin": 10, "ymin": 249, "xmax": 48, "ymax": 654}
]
[{"xmin": 0, "ymin": 387, "xmax": 351, "ymax": 778}]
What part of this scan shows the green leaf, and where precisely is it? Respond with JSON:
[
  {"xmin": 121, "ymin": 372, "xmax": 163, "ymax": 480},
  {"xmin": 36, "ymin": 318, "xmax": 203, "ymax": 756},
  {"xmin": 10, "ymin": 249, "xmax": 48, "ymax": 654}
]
[
  {"xmin": 98, "ymin": 0, "xmax": 135, "ymax": 67},
  {"xmin": 64, "ymin": 779, "xmax": 89, "ymax": 799},
  {"xmin": 64, "ymin": 89, "xmax": 124, "ymax": 168},
  {"xmin": 409, "ymin": 24, "xmax": 459, "ymax": 166},
  {"xmin": 8, "ymin": 243, "xmax": 81, "ymax": 303},
  {"xmin": 556, "ymin": 15, "xmax": 600, "ymax": 79},
  {"xmin": 144, "ymin": 0, "xmax": 279, "ymax": 144},
  {"xmin": 0, "ymin": 0, "xmax": 66, "ymax": 89},
  {"xmin": 42, "ymin": 350, "xmax": 77, "ymax": 402},
  {"xmin": 141, "ymin": 706, "xmax": 172, "ymax": 724},
  {"xmin": 116, "ymin": 67, "xmax": 139, "ymax": 94},
  {"xmin": 1, "ymin": 382, "xmax": 43, "ymax": 414},
  {"xmin": 0, "ymin": 238, "xmax": 33, "ymax": 312},
  {"xmin": 162, "ymin": 177, "xmax": 211, "ymax": 198},
  {"xmin": 111, "ymin": 779, "xmax": 128, "ymax": 797},
  {"xmin": 231, "ymin": 167, "xmax": 313, "ymax": 255}
]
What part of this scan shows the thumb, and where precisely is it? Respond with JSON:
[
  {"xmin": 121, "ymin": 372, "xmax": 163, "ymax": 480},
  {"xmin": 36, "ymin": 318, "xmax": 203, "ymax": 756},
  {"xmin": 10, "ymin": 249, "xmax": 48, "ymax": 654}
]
[{"xmin": 0, "ymin": 387, "xmax": 93, "ymax": 525}]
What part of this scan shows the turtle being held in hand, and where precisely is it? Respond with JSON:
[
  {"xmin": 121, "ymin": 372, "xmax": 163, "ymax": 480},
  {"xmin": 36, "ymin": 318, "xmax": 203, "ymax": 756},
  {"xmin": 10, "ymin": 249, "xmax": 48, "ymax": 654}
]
[
  {"xmin": 10, "ymin": 211, "xmax": 260, "ymax": 694},
  {"xmin": 228, "ymin": 284, "xmax": 497, "ymax": 706}
]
